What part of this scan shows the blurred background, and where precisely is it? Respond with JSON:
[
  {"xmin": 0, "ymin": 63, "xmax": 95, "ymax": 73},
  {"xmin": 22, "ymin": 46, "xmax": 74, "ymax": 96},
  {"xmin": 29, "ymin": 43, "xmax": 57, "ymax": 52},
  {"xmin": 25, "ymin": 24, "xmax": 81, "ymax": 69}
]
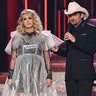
[{"xmin": 0, "ymin": 0, "xmax": 96, "ymax": 72}]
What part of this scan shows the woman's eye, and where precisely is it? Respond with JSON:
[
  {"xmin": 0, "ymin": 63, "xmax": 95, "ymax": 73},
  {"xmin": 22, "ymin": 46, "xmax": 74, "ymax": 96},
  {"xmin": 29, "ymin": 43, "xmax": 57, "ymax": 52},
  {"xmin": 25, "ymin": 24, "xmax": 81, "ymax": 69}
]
[
  {"xmin": 23, "ymin": 18, "xmax": 27, "ymax": 20},
  {"xmin": 28, "ymin": 17, "xmax": 32, "ymax": 19},
  {"xmin": 22, "ymin": 17, "xmax": 32, "ymax": 20}
]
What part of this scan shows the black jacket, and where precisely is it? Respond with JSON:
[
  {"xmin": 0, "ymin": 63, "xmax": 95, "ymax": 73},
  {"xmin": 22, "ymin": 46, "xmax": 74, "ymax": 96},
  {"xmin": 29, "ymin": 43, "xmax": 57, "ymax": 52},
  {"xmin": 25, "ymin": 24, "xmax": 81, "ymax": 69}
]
[{"xmin": 55, "ymin": 21, "xmax": 96, "ymax": 81}]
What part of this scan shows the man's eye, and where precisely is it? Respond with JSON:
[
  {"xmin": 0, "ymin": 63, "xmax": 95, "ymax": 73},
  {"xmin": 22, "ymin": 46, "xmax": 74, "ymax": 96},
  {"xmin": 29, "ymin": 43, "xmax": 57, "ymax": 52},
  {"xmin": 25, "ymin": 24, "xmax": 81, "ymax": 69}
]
[
  {"xmin": 68, "ymin": 12, "xmax": 78, "ymax": 17},
  {"xmin": 73, "ymin": 13, "xmax": 77, "ymax": 16}
]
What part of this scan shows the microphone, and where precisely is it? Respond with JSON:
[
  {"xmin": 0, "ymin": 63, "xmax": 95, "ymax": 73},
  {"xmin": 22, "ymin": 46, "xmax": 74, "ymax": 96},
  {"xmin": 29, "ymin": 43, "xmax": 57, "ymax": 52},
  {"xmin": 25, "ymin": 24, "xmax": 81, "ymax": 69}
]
[
  {"xmin": 67, "ymin": 23, "xmax": 71, "ymax": 32},
  {"xmin": 64, "ymin": 23, "xmax": 72, "ymax": 41}
]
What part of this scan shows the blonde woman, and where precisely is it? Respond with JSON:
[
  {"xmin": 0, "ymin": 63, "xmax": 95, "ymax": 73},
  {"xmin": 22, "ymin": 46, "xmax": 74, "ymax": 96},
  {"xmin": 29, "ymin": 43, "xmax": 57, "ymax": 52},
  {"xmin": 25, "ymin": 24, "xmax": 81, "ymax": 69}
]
[{"xmin": 2, "ymin": 9, "xmax": 58, "ymax": 96}]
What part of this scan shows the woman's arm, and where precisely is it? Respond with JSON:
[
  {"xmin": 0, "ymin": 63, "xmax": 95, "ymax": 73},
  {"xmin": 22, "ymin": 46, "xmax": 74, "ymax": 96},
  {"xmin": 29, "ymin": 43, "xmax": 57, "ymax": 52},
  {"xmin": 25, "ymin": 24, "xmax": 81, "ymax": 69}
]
[
  {"xmin": 43, "ymin": 50, "xmax": 52, "ymax": 87},
  {"xmin": 7, "ymin": 49, "xmax": 17, "ymax": 86}
]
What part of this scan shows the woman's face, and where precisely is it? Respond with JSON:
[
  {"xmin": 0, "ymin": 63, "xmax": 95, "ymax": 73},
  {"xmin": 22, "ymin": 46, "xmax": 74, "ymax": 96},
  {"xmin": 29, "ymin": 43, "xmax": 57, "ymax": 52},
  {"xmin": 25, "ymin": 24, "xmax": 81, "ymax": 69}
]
[{"xmin": 22, "ymin": 13, "xmax": 34, "ymax": 29}]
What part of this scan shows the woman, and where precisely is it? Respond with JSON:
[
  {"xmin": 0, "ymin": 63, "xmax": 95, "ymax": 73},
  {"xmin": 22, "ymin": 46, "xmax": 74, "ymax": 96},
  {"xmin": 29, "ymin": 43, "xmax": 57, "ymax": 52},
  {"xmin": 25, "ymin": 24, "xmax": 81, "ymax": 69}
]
[{"xmin": 2, "ymin": 9, "xmax": 58, "ymax": 96}]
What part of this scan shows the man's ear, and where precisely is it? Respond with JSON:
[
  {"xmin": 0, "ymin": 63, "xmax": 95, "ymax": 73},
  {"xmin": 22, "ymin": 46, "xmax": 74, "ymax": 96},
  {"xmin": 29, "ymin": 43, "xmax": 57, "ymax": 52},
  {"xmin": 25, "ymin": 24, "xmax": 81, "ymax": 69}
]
[{"xmin": 81, "ymin": 13, "xmax": 84, "ymax": 19}]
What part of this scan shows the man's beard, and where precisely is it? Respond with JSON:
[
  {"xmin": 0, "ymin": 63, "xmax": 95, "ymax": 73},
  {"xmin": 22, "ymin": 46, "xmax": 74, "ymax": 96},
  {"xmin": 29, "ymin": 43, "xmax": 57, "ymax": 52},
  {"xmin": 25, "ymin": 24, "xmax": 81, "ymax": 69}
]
[{"xmin": 71, "ymin": 21, "xmax": 79, "ymax": 28}]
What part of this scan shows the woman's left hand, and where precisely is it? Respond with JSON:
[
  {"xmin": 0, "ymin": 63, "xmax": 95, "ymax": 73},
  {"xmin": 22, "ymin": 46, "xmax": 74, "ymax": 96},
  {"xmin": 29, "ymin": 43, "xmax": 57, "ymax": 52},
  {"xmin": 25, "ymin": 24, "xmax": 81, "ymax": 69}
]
[{"xmin": 46, "ymin": 79, "xmax": 52, "ymax": 87}]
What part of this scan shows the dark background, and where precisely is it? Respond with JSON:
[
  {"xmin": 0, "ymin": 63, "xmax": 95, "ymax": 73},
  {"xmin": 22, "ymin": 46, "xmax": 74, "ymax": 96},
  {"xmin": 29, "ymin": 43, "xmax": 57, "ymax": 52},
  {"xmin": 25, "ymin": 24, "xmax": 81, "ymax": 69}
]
[{"xmin": 0, "ymin": 0, "xmax": 96, "ymax": 72}]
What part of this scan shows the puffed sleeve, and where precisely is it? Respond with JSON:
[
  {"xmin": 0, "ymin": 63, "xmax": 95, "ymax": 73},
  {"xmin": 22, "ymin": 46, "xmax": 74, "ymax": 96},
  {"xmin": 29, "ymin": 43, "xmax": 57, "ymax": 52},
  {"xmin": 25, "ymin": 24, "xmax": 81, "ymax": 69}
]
[
  {"xmin": 5, "ymin": 31, "xmax": 18, "ymax": 54},
  {"xmin": 11, "ymin": 35, "xmax": 23, "ymax": 50},
  {"xmin": 41, "ymin": 30, "xmax": 64, "ymax": 49}
]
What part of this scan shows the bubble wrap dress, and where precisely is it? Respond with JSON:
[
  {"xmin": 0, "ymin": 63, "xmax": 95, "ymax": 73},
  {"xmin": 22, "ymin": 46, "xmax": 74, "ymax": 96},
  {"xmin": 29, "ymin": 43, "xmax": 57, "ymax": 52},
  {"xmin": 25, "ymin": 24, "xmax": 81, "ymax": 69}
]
[{"xmin": 2, "ymin": 32, "xmax": 58, "ymax": 96}]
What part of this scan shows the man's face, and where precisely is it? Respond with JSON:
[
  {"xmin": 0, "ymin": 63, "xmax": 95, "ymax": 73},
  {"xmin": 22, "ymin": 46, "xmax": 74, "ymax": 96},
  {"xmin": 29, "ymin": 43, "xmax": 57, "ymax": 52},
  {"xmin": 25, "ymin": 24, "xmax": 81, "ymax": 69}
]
[{"xmin": 68, "ymin": 12, "xmax": 84, "ymax": 27}]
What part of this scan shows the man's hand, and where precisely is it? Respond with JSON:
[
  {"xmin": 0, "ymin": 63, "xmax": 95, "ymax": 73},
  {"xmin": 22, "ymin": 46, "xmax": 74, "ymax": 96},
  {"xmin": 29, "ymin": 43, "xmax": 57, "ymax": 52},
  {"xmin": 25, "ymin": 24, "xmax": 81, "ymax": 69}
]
[
  {"xmin": 51, "ymin": 45, "xmax": 58, "ymax": 52},
  {"xmin": 64, "ymin": 32, "xmax": 76, "ymax": 42}
]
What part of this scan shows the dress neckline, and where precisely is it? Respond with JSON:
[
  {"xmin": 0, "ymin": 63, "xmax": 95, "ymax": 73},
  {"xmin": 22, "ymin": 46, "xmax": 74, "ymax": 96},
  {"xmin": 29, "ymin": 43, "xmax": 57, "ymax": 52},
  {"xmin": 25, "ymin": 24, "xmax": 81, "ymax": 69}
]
[{"xmin": 24, "ymin": 32, "xmax": 36, "ymax": 36}]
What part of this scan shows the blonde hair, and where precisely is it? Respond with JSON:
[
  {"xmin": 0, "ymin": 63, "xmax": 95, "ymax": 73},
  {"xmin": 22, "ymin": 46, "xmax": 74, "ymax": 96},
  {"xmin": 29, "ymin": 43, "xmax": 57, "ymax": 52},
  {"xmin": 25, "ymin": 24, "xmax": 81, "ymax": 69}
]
[{"xmin": 16, "ymin": 9, "xmax": 43, "ymax": 35}]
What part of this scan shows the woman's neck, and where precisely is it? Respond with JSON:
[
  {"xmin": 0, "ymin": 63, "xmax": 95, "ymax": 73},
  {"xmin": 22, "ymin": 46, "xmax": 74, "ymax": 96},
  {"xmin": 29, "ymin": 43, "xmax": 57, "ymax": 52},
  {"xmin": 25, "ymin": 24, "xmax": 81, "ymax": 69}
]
[{"xmin": 25, "ymin": 27, "xmax": 34, "ymax": 33}]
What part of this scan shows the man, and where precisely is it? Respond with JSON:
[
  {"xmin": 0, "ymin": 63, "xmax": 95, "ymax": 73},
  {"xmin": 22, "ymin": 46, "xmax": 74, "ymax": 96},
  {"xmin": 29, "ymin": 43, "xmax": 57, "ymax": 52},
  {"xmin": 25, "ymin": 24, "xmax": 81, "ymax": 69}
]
[{"xmin": 53, "ymin": 1, "xmax": 96, "ymax": 96}]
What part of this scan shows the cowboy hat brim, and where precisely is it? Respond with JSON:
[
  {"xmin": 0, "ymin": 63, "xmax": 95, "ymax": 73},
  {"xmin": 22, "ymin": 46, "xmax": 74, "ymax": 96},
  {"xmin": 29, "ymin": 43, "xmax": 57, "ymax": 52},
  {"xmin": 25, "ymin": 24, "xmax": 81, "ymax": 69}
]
[{"xmin": 64, "ymin": 2, "xmax": 89, "ymax": 20}]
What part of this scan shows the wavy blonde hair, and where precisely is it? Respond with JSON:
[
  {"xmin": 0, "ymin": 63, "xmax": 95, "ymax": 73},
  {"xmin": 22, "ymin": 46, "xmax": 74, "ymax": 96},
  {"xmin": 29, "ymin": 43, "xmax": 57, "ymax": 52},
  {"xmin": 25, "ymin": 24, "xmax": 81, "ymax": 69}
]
[{"xmin": 16, "ymin": 9, "xmax": 43, "ymax": 35}]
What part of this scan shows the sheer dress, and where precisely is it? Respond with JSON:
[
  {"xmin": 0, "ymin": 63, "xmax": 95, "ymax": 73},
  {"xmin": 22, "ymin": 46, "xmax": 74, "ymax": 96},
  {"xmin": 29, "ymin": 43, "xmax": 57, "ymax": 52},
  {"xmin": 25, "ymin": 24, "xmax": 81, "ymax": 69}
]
[{"xmin": 2, "ymin": 32, "xmax": 58, "ymax": 96}]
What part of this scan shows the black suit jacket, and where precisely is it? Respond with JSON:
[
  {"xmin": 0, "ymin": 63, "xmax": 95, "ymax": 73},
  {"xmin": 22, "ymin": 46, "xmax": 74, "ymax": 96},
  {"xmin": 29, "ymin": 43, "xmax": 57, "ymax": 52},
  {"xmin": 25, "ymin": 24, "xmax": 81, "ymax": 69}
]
[{"xmin": 55, "ymin": 21, "xmax": 96, "ymax": 81}]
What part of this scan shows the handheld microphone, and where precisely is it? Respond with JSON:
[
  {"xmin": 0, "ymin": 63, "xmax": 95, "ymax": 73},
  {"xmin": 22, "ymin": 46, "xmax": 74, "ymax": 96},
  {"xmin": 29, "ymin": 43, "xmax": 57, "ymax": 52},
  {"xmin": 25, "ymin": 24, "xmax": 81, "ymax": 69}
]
[{"xmin": 67, "ymin": 23, "xmax": 71, "ymax": 32}]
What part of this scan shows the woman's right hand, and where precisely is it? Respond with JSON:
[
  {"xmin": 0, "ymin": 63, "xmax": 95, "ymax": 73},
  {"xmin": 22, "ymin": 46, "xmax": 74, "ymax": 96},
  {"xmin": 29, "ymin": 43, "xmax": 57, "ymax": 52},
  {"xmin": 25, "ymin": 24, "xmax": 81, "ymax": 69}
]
[{"xmin": 7, "ymin": 79, "xmax": 13, "ymax": 86}]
